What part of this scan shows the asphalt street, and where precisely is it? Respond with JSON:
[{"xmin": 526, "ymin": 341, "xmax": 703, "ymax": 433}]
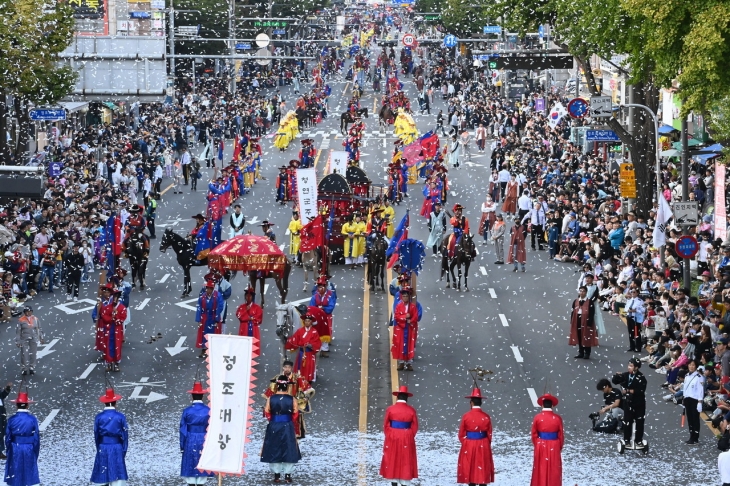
[{"xmin": 0, "ymin": 40, "xmax": 720, "ymax": 485}]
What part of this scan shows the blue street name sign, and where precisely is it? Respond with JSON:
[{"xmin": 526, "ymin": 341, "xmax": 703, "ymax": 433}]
[
  {"xmin": 272, "ymin": 29, "xmax": 286, "ymax": 35},
  {"xmin": 29, "ymin": 109, "xmax": 66, "ymax": 121},
  {"xmin": 235, "ymin": 43, "xmax": 251, "ymax": 50},
  {"xmin": 483, "ymin": 25, "xmax": 501, "ymax": 34},
  {"xmin": 585, "ymin": 129, "xmax": 620, "ymax": 142},
  {"xmin": 129, "ymin": 11, "xmax": 151, "ymax": 19}
]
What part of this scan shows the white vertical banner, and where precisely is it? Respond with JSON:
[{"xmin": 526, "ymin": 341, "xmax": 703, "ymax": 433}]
[
  {"xmin": 296, "ymin": 168, "xmax": 318, "ymax": 225},
  {"xmin": 329, "ymin": 151, "xmax": 349, "ymax": 175},
  {"xmin": 197, "ymin": 335, "xmax": 255, "ymax": 475},
  {"xmin": 715, "ymin": 162, "xmax": 727, "ymax": 243}
]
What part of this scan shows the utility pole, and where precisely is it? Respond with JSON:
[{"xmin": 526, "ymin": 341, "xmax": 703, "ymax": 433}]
[
  {"xmin": 169, "ymin": 0, "xmax": 175, "ymax": 77},
  {"xmin": 229, "ymin": 0, "xmax": 236, "ymax": 94},
  {"xmin": 681, "ymin": 117, "xmax": 691, "ymax": 290}
]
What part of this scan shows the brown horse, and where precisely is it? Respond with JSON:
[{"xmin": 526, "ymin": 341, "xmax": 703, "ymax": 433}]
[
  {"xmin": 379, "ymin": 104, "xmax": 395, "ymax": 131},
  {"xmin": 248, "ymin": 260, "xmax": 292, "ymax": 306}
]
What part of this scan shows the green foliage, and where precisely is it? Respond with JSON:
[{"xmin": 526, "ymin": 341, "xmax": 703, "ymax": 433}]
[
  {"xmin": 709, "ymin": 97, "xmax": 730, "ymax": 160},
  {"xmin": 441, "ymin": 0, "xmax": 490, "ymax": 37}
]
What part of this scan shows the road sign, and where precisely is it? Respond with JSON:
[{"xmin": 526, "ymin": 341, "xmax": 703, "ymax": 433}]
[
  {"xmin": 443, "ymin": 34, "xmax": 458, "ymax": 48},
  {"xmin": 567, "ymin": 98, "xmax": 589, "ymax": 119},
  {"xmin": 235, "ymin": 43, "xmax": 251, "ymax": 50},
  {"xmin": 176, "ymin": 25, "xmax": 199, "ymax": 37},
  {"xmin": 590, "ymin": 96, "xmax": 612, "ymax": 118},
  {"xmin": 538, "ymin": 25, "xmax": 544, "ymax": 40},
  {"xmin": 402, "ymin": 33, "xmax": 415, "ymax": 47},
  {"xmin": 675, "ymin": 235, "xmax": 699, "ymax": 259},
  {"xmin": 619, "ymin": 163, "xmax": 637, "ymax": 198},
  {"xmin": 490, "ymin": 55, "xmax": 573, "ymax": 70},
  {"xmin": 673, "ymin": 201, "xmax": 699, "ymax": 226},
  {"xmin": 255, "ymin": 33, "xmax": 270, "ymax": 48},
  {"xmin": 272, "ymin": 29, "xmax": 286, "ymax": 35},
  {"xmin": 586, "ymin": 129, "xmax": 621, "ymax": 142},
  {"xmin": 483, "ymin": 25, "xmax": 501, "ymax": 34},
  {"xmin": 30, "ymin": 109, "xmax": 66, "ymax": 121}
]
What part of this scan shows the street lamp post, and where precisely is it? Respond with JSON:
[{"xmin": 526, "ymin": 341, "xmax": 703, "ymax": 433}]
[{"xmin": 621, "ymin": 103, "xmax": 663, "ymax": 264}]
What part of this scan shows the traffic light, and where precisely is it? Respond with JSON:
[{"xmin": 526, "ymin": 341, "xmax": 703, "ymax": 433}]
[{"xmin": 487, "ymin": 61, "xmax": 498, "ymax": 69}]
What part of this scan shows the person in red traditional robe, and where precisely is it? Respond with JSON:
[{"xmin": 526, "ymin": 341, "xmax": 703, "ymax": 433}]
[
  {"xmin": 236, "ymin": 286, "xmax": 263, "ymax": 352},
  {"xmin": 457, "ymin": 387, "xmax": 495, "ymax": 485},
  {"xmin": 501, "ymin": 174, "xmax": 518, "ymax": 218},
  {"xmin": 310, "ymin": 276, "xmax": 336, "ymax": 356},
  {"xmin": 285, "ymin": 314, "xmax": 321, "ymax": 382},
  {"xmin": 380, "ymin": 385, "xmax": 418, "ymax": 485},
  {"xmin": 568, "ymin": 285, "xmax": 598, "ymax": 359},
  {"xmin": 447, "ymin": 204, "xmax": 470, "ymax": 258},
  {"xmin": 392, "ymin": 286, "xmax": 419, "ymax": 371},
  {"xmin": 507, "ymin": 223, "xmax": 527, "ymax": 272},
  {"xmin": 530, "ymin": 394, "xmax": 564, "ymax": 486},
  {"xmin": 92, "ymin": 284, "xmax": 115, "ymax": 353},
  {"xmin": 98, "ymin": 288, "xmax": 127, "ymax": 372}
]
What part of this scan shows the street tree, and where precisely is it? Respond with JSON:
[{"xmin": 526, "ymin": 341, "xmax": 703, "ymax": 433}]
[{"xmin": 0, "ymin": 0, "xmax": 77, "ymax": 164}]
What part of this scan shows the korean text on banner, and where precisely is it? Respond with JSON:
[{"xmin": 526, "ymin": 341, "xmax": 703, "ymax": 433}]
[
  {"xmin": 296, "ymin": 168, "xmax": 318, "ymax": 225},
  {"xmin": 329, "ymin": 151, "xmax": 349, "ymax": 175},
  {"xmin": 715, "ymin": 162, "xmax": 727, "ymax": 242},
  {"xmin": 197, "ymin": 335, "xmax": 255, "ymax": 475}
]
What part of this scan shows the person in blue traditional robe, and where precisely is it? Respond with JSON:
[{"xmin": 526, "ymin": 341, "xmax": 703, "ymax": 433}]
[
  {"xmin": 90, "ymin": 388, "xmax": 128, "ymax": 486},
  {"xmin": 4, "ymin": 391, "xmax": 39, "ymax": 486},
  {"xmin": 195, "ymin": 281, "xmax": 224, "ymax": 358},
  {"xmin": 261, "ymin": 376, "xmax": 302, "ymax": 484},
  {"xmin": 180, "ymin": 381, "xmax": 214, "ymax": 485}
]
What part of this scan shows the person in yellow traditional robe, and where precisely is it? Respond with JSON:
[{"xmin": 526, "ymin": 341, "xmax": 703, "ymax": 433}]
[
  {"xmin": 382, "ymin": 198, "xmax": 396, "ymax": 239},
  {"xmin": 341, "ymin": 213, "xmax": 366, "ymax": 268},
  {"xmin": 288, "ymin": 211, "xmax": 303, "ymax": 265}
]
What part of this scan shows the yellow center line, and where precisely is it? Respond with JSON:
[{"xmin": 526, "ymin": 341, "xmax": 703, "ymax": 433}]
[
  {"xmin": 313, "ymin": 149, "xmax": 322, "ymax": 168},
  {"xmin": 343, "ymin": 81, "xmax": 350, "ymax": 97},
  {"xmin": 160, "ymin": 182, "xmax": 175, "ymax": 196},
  {"xmin": 358, "ymin": 266, "xmax": 371, "ymax": 433},
  {"xmin": 386, "ymin": 266, "xmax": 399, "ymax": 404},
  {"xmin": 373, "ymin": 95, "xmax": 377, "ymax": 115}
]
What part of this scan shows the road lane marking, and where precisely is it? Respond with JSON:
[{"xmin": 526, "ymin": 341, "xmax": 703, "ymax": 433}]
[
  {"xmin": 37, "ymin": 339, "xmax": 60, "ymax": 359},
  {"xmin": 510, "ymin": 345, "xmax": 524, "ymax": 363},
  {"xmin": 136, "ymin": 298, "xmax": 150, "ymax": 310},
  {"xmin": 159, "ymin": 273, "xmax": 170, "ymax": 283},
  {"xmin": 358, "ymin": 266, "xmax": 370, "ymax": 433},
  {"xmin": 499, "ymin": 314, "xmax": 509, "ymax": 327},
  {"xmin": 314, "ymin": 148, "xmax": 323, "ymax": 168},
  {"xmin": 77, "ymin": 363, "xmax": 99, "ymax": 380},
  {"xmin": 387, "ymin": 266, "xmax": 399, "ymax": 405},
  {"xmin": 474, "ymin": 246, "xmax": 479, "ymax": 255},
  {"xmin": 480, "ymin": 266, "xmax": 487, "ymax": 275},
  {"xmin": 39, "ymin": 409, "xmax": 60, "ymax": 432},
  {"xmin": 527, "ymin": 388, "xmax": 540, "ymax": 408},
  {"xmin": 488, "ymin": 288, "xmax": 497, "ymax": 298},
  {"xmin": 54, "ymin": 298, "xmax": 97, "ymax": 315},
  {"xmin": 166, "ymin": 336, "xmax": 189, "ymax": 356},
  {"xmin": 176, "ymin": 298, "xmax": 198, "ymax": 311}
]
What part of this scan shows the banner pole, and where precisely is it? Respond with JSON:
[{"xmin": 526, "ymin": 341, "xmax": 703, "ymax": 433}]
[{"xmin": 218, "ymin": 473, "xmax": 223, "ymax": 486}]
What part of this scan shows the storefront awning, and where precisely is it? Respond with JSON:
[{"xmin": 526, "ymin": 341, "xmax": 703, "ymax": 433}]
[
  {"xmin": 658, "ymin": 124, "xmax": 678, "ymax": 135},
  {"xmin": 58, "ymin": 101, "xmax": 89, "ymax": 113},
  {"xmin": 102, "ymin": 102, "xmax": 119, "ymax": 111}
]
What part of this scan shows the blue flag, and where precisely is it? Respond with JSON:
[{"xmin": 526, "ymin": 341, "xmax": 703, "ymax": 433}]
[{"xmin": 386, "ymin": 211, "xmax": 409, "ymax": 260}]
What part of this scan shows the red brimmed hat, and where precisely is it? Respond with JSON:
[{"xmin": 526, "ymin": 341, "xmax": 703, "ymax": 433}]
[
  {"xmin": 244, "ymin": 286, "xmax": 256, "ymax": 296},
  {"xmin": 465, "ymin": 387, "xmax": 485, "ymax": 399},
  {"xmin": 204, "ymin": 280, "xmax": 216, "ymax": 289},
  {"xmin": 537, "ymin": 393, "xmax": 559, "ymax": 407},
  {"xmin": 99, "ymin": 387, "xmax": 123, "ymax": 403},
  {"xmin": 392, "ymin": 385, "xmax": 413, "ymax": 397},
  {"xmin": 316, "ymin": 276, "xmax": 328, "ymax": 286},
  {"xmin": 10, "ymin": 391, "xmax": 35, "ymax": 405},
  {"xmin": 400, "ymin": 285, "xmax": 413, "ymax": 295},
  {"xmin": 187, "ymin": 380, "xmax": 210, "ymax": 395},
  {"xmin": 101, "ymin": 283, "xmax": 115, "ymax": 292},
  {"xmin": 453, "ymin": 203, "xmax": 464, "ymax": 211}
]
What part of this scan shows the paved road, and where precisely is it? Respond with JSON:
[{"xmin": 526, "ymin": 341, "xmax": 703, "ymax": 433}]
[{"xmin": 0, "ymin": 41, "xmax": 719, "ymax": 485}]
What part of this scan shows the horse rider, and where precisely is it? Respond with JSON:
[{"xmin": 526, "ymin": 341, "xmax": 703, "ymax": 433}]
[
  {"xmin": 448, "ymin": 204, "xmax": 470, "ymax": 258},
  {"xmin": 125, "ymin": 205, "xmax": 146, "ymax": 238},
  {"xmin": 188, "ymin": 214, "xmax": 206, "ymax": 244}
]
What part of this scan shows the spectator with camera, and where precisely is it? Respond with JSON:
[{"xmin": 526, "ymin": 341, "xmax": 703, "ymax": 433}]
[
  {"xmin": 591, "ymin": 378, "xmax": 623, "ymax": 433},
  {"xmin": 612, "ymin": 358, "xmax": 647, "ymax": 447}
]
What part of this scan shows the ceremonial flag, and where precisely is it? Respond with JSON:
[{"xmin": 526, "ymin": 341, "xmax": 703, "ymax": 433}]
[
  {"xmin": 548, "ymin": 102, "xmax": 567, "ymax": 128},
  {"xmin": 300, "ymin": 215, "xmax": 324, "ymax": 253},
  {"xmin": 232, "ymin": 135, "xmax": 242, "ymax": 161},
  {"xmin": 197, "ymin": 334, "xmax": 255, "ymax": 474},
  {"xmin": 217, "ymin": 139, "xmax": 224, "ymax": 162},
  {"xmin": 387, "ymin": 211, "xmax": 409, "ymax": 268},
  {"xmin": 419, "ymin": 131, "xmax": 440, "ymax": 159},
  {"xmin": 295, "ymin": 168, "xmax": 318, "ymax": 224},
  {"xmin": 104, "ymin": 212, "xmax": 122, "ymax": 278},
  {"xmin": 326, "ymin": 209, "xmax": 334, "ymax": 242},
  {"xmin": 715, "ymin": 162, "xmax": 727, "ymax": 242},
  {"xmin": 652, "ymin": 194, "xmax": 674, "ymax": 248},
  {"xmin": 398, "ymin": 238, "xmax": 426, "ymax": 275}
]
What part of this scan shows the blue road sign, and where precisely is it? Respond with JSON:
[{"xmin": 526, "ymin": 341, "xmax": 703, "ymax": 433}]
[
  {"xmin": 538, "ymin": 25, "xmax": 544, "ymax": 40},
  {"xmin": 29, "ymin": 109, "xmax": 66, "ymax": 121},
  {"xmin": 272, "ymin": 29, "xmax": 286, "ymax": 35},
  {"xmin": 675, "ymin": 235, "xmax": 699, "ymax": 259},
  {"xmin": 235, "ymin": 43, "xmax": 251, "ymax": 50},
  {"xmin": 483, "ymin": 26, "xmax": 501, "ymax": 34},
  {"xmin": 443, "ymin": 34, "xmax": 457, "ymax": 48},
  {"xmin": 585, "ymin": 129, "xmax": 620, "ymax": 142}
]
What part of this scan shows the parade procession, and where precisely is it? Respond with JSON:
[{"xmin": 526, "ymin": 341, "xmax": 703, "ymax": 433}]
[{"xmin": 4, "ymin": 0, "xmax": 730, "ymax": 484}]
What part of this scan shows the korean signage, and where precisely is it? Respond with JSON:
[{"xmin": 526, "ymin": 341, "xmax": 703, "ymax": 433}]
[
  {"xmin": 715, "ymin": 162, "xmax": 727, "ymax": 242},
  {"xmin": 296, "ymin": 168, "xmax": 318, "ymax": 224},
  {"xmin": 68, "ymin": 0, "xmax": 105, "ymax": 19},
  {"xmin": 619, "ymin": 163, "xmax": 637, "ymax": 198},
  {"xmin": 197, "ymin": 335, "xmax": 254, "ymax": 474},
  {"xmin": 253, "ymin": 20, "xmax": 288, "ymax": 28},
  {"xmin": 30, "ymin": 109, "xmax": 66, "ymax": 121},
  {"xmin": 483, "ymin": 25, "xmax": 501, "ymax": 34},
  {"xmin": 535, "ymin": 98, "xmax": 545, "ymax": 113},
  {"xmin": 329, "ymin": 151, "xmax": 348, "ymax": 176},
  {"xmin": 673, "ymin": 201, "xmax": 699, "ymax": 226},
  {"xmin": 585, "ymin": 130, "xmax": 620, "ymax": 142}
]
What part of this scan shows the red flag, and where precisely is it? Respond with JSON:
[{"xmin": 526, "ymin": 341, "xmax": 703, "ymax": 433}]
[{"xmin": 300, "ymin": 215, "xmax": 324, "ymax": 253}]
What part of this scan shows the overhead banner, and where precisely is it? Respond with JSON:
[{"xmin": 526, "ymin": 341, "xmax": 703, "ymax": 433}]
[
  {"xmin": 329, "ymin": 151, "xmax": 348, "ymax": 175},
  {"xmin": 197, "ymin": 335, "xmax": 255, "ymax": 475},
  {"xmin": 296, "ymin": 168, "xmax": 318, "ymax": 224},
  {"xmin": 715, "ymin": 161, "xmax": 727, "ymax": 243}
]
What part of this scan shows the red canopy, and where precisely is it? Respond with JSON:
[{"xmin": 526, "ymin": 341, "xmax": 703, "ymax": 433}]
[{"xmin": 208, "ymin": 235, "xmax": 287, "ymax": 275}]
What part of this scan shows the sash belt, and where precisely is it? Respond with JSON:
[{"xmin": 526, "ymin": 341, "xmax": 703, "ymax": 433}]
[
  {"xmin": 390, "ymin": 420, "xmax": 412, "ymax": 429},
  {"xmin": 466, "ymin": 431, "xmax": 488, "ymax": 440},
  {"xmin": 538, "ymin": 432, "xmax": 558, "ymax": 440}
]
